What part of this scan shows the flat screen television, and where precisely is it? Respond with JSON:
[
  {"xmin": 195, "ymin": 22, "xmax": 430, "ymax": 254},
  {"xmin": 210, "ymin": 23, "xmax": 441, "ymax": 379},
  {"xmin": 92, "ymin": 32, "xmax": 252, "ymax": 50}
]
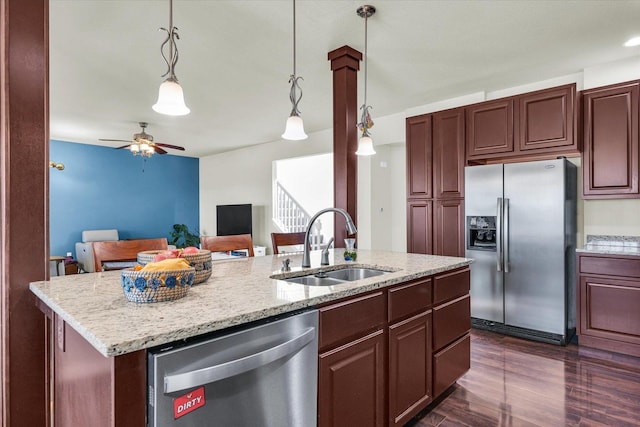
[{"xmin": 216, "ymin": 204, "xmax": 252, "ymax": 236}]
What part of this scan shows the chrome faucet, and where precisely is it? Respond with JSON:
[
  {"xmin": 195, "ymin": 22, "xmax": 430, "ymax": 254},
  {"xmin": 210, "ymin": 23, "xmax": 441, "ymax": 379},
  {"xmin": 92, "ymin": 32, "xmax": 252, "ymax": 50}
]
[{"xmin": 302, "ymin": 208, "xmax": 357, "ymax": 268}]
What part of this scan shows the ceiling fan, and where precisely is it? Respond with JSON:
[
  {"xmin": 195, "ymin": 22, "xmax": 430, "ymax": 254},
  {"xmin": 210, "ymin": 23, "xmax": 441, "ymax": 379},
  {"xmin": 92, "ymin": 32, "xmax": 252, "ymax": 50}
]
[{"xmin": 99, "ymin": 122, "xmax": 185, "ymax": 157}]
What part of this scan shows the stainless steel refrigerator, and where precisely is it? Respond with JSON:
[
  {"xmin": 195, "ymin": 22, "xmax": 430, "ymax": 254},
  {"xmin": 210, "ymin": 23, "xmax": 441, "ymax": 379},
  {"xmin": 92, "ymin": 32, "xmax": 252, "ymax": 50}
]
[{"xmin": 464, "ymin": 158, "xmax": 577, "ymax": 345}]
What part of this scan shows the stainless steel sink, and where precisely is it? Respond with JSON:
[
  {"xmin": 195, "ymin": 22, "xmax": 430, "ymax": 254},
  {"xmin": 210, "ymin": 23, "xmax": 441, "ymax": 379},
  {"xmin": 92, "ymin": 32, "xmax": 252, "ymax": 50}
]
[
  {"xmin": 277, "ymin": 266, "xmax": 391, "ymax": 286},
  {"xmin": 322, "ymin": 267, "xmax": 387, "ymax": 281},
  {"xmin": 284, "ymin": 275, "xmax": 345, "ymax": 286}
]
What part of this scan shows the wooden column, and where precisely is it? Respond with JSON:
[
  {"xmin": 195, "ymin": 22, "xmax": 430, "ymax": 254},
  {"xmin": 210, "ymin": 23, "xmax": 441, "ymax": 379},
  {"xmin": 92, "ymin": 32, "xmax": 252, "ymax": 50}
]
[
  {"xmin": 1, "ymin": 0, "xmax": 49, "ymax": 425},
  {"xmin": 328, "ymin": 46, "xmax": 362, "ymax": 247}
]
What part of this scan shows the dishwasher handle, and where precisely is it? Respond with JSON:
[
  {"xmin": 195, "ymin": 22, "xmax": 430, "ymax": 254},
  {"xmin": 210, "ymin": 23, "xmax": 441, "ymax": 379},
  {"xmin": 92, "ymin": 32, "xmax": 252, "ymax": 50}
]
[{"xmin": 164, "ymin": 326, "xmax": 316, "ymax": 394}]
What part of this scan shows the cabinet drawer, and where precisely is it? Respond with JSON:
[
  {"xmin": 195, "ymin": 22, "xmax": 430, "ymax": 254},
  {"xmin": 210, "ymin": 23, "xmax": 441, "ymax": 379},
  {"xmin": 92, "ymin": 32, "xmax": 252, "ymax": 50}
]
[
  {"xmin": 388, "ymin": 278, "xmax": 432, "ymax": 323},
  {"xmin": 434, "ymin": 267, "xmax": 470, "ymax": 305},
  {"xmin": 319, "ymin": 291, "xmax": 386, "ymax": 351},
  {"xmin": 579, "ymin": 255, "xmax": 640, "ymax": 279},
  {"xmin": 433, "ymin": 333, "xmax": 470, "ymax": 397},
  {"xmin": 433, "ymin": 294, "xmax": 470, "ymax": 350}
]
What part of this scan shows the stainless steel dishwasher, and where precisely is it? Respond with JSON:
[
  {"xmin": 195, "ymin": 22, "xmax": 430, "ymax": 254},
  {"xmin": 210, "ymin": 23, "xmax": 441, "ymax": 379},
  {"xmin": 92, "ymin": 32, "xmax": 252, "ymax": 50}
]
[{"xmin": 148, "ymin": 309, "xmax": 318, "ymax": 426}]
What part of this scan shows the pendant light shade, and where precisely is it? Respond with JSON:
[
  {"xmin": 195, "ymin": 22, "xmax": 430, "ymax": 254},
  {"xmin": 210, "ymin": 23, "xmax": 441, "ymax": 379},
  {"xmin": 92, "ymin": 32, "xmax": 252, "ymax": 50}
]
[
  {"xmin": 282, "ymin": 115, "xmax": 307, "ymax": 140},
  {"xmin": 153, "ymin": 0, "xmax": 190, "ymax": 116},
  {"xmin": 356, "ymin": 5, "xmax": 376, "ymax": 156},
  {"xmin": 153, "ymin": 78, "xmax": 190, "ymax": 116},
  {"xmin": 282, "ymin": 0, "xmax": 308, "ymax": 141},
  {"xmin": 356, "ymin": 135, "xmax": 376, "ymax": 156}
]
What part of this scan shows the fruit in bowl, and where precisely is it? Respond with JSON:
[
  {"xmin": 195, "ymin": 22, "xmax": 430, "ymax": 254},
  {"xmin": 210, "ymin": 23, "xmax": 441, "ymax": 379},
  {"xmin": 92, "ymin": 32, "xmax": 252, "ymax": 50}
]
[{"xmin": 138, "ymin": 248, "xmax": 212, "ymax": 284}]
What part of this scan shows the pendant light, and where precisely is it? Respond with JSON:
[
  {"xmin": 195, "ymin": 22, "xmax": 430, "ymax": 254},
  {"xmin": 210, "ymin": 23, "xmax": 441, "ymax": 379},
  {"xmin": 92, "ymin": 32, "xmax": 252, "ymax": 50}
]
[
  {"xmin": 152, "ymin": 0, "xmax": 190, "ymax": 116},
  {"xmin": 282, "ymin": 0, "xmax": 308, "ymax": 140},
  {"xmin": 355, "ymin": 5, "xmax": 376, "ymax": 156}
]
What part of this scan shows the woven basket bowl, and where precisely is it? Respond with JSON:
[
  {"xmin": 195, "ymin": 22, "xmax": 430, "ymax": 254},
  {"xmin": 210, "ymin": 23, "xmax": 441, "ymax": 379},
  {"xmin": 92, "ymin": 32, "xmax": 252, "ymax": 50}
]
[
  {"xmin": 137, "ymin": 250, "xmax": 212, "ymax": 284},
  {"xmin": 120, "ymin": 267, "xmax": 196, "ymax": 303}
]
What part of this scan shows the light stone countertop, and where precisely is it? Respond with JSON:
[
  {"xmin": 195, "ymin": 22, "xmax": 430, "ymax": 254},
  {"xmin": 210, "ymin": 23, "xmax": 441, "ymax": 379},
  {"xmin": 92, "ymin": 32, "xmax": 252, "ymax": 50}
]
[
  {"xmin": 30, "ymin": 249, "xmax": 472, "ymax": 357},
  {"xmin": 576, "ymin": 235, "xmax": 640, "ymax": 257}
]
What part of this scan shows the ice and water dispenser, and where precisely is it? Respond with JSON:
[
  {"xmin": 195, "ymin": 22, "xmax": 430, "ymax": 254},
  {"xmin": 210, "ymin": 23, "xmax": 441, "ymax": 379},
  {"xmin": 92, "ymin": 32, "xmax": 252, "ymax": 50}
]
[{"xmin": 467, "ymin": 216, "xmax": 497, "ymax": 251}]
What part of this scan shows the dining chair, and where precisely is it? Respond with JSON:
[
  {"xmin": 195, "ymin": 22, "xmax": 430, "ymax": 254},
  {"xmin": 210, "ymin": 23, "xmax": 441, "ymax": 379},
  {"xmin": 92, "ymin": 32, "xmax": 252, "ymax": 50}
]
[
  {"xmin": 271, "ymin": 232, "xmax": 307, "ymax": 255},
  {"xmin": 201, "ymin": 234, "xmax": 254, "ymax": 257},
  {"xmin": 92, "ymin": 238, "xmax": 168, "ymax": 272}
]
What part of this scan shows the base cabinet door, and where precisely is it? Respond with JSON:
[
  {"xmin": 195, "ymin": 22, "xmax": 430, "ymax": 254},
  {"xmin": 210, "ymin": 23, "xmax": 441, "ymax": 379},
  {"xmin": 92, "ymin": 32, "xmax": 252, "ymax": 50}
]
[
  {"xmin": 388, "ymin": 311, "xmax": 432, "ymax": 427},
  {"xmin": 318, "ymin": 329, "xmax": 386, "ymax": 427}
]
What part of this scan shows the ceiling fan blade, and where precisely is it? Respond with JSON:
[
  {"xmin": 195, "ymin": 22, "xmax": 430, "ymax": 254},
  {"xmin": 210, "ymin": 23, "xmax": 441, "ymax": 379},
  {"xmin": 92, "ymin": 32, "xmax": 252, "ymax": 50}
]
[
  {"xmin": 99, "ymin": 139, "xmax": 133, "ymax": 143},
  {"xmin": 115, "ymin": 144, "xmax": 131, "ymax": 150},
  {"xmin": 154, "ymin": 142, "xmax": 185, "ymax": 151},
  {"xmin": 153, "ymin": 146, "xmax": 168, "ymax": 155}
]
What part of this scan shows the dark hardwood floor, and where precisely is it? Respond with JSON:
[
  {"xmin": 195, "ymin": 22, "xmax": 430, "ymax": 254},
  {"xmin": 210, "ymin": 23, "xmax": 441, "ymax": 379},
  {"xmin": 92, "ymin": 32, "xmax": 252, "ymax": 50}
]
[{"xmin": 411, "ymin": 329, "xmax": 640, "ymax": 426}]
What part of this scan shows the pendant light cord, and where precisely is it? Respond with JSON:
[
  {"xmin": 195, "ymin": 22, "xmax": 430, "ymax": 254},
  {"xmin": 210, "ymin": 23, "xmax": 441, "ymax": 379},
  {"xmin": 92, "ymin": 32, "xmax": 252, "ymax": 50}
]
[
  {"xmin": 363, "ymin": 13, "xmax": 368, "ymax": 107},
  {"xmin": 357, "ymin": 6, "xmax": 374, "ymax": 137},
  {"xmin": 159, "ymin": 0, "xmax": 180, "ymax": 81},
  {"xmin": 287, "ymin": 0, "xmax": 303, "ymax": 117},
  {"xmin": 293, "ymin": 0, "xmax": 296, "ymax": 77}
]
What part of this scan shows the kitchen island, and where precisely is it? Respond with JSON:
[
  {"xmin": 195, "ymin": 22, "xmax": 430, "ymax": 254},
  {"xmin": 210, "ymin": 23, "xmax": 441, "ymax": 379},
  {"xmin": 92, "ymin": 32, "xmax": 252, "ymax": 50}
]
[{"xmin": 31, "ymin": 249, "xmax": 472, "ymax": 426}]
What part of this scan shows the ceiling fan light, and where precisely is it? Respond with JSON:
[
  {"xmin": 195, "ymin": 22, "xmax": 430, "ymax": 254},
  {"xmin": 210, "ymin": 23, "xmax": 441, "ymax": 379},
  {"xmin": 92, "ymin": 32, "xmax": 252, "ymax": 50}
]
[
  {"xmin": 356, "ymin": 135, "xmax": 376, "ymax": 156},
  {"xmin": 282, "ymin": 115, "xmax": 308, "ymax": 140},
  {"xmin": 139, "ymin": 141, "xmax": 150, "ymax": 152},
  {"xmin": 130, "ymin": 144, "xmax": 140, "ymax": 153},
  {"xmin": 152, "ymin": 78, "xmax": 190, "ymax": 116}
]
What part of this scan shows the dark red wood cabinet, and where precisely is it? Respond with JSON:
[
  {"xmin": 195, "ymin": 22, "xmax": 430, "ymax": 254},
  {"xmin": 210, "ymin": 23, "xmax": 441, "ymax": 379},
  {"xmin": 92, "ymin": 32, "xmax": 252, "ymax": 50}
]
[
  {"xmin": 466, "ymin": 84, "xmax": 578, "ymax": 163},
  {"xmin": 53, "ymin": 314, "xmax": 145, "ymax": 427},
  {"xmin": 318, "ymin": 330, "xmax": 386, "ymax": 427},
  {"xmin": 433, "ymin": 109, "xmax": 465, "ymax": 199},
  {"xmin": 406, "ymin": 108, "xmax": 465, "ymax": 257},
  {"xmin": 582, "ymin": 80, "xmax": 639, "ymax": 198},
  {"xmin": 318, "ymin": 268, "xmax": 470, "ymax": 426},
  {"xmin": 577, "ymin": 253, "xmax": 640, "ymax": 357},
  {"xmin": 407, "ymin": 199, "xmax": 432, "ymax": 255},
  {"xmin": 406, "ymin": 114, "xmax": 433, "ymax": 199},
  {"xmin": 517, "ymin": 84, "xmax": 576, "ymax": 152},
  {"xmin": 466, "ymin": 98, "xmax": 515, "ymax": 159},
  {"xmin": 434, "ymin": 199, "xmax": 465, "ymax": 258}
]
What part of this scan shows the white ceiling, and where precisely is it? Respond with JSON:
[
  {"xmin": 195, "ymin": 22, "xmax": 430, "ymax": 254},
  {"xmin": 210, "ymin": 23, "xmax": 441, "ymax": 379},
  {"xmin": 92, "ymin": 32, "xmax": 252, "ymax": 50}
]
[{"xmin": 50, "ymin": 0, "xmax": 640, "ymax": 158}]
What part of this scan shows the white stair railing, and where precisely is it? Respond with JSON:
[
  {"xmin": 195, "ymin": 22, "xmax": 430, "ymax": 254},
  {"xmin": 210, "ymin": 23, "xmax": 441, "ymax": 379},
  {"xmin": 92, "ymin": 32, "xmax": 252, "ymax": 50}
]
[{"xmin": 273, "ymin": 180, "xmax": 324, "ymax": 249}]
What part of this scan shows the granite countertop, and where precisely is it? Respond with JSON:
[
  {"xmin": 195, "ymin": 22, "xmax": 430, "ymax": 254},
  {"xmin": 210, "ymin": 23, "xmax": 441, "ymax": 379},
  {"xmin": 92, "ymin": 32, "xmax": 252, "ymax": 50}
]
[
  {"xmin": 576, "ymin": 235, "xmax": 640, "ymax": 257},
  {"xmin": 30, "ymin": 249, "xmax": 472, "ymax": 358}
]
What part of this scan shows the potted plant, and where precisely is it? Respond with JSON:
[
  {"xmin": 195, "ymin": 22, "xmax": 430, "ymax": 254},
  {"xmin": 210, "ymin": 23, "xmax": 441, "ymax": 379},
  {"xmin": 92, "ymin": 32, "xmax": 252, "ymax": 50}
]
[{"xmin": 169, "ymin": 224, "xmax": 200, "ymax": 248}]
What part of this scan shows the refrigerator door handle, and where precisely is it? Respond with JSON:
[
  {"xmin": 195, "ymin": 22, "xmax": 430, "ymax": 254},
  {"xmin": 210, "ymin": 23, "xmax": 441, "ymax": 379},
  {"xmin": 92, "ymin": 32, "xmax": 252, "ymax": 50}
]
[
  {"xmin": 504, "ymin": 198, "xmax": 510, "ymax": 273},
  {"xmin": 496, "ymin": 197, "xmax": 503, "ymax": 272}
]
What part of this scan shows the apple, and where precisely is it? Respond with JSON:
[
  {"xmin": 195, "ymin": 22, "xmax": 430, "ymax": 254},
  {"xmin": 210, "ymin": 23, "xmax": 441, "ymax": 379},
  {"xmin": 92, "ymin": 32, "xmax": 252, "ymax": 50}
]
[
  {"xmin": 182, "ymin": 246, "xmax": 199, "ymax": 254},
  {"xmin": 153, "ymin": 250, "xmax": 179, "ymax": 262}
]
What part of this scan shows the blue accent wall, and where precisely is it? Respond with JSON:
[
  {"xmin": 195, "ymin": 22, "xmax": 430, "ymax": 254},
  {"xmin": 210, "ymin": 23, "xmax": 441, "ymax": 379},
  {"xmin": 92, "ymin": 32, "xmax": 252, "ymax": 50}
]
[{"xmin": 49, "ymin": 140, "xmax": 199, "ymax": 257}]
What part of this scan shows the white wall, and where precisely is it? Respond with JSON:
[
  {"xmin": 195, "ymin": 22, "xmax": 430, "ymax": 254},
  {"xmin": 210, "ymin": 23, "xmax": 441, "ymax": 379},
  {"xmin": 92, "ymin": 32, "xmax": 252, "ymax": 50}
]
[
  {"xmin": 199, "ymin": 129, "xmax": 332, "ymax": 249},
  {"xmin": 274, "ymin": 153, "xmax": 334, "ymax": 239}
]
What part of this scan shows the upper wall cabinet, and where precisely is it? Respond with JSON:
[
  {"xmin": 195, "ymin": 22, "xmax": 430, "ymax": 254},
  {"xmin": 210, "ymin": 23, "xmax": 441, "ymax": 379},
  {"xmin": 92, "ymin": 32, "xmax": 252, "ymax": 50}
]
[
  {"xmin": 582, "ymin": 80, "xmax": 639, "ymax": 199},
  {"xmin": 433, "ymin": 108, "xmax": 465, "ymax": 199},
  {"xmin": 406, "ymin": 115, "xmax": 433, "ymax": 199},
  {"xmin": 466, "ymin": 84, "xmax": 578, "ymax": 163},
  {"xmin": 465, "ymin": 98, "xmax": 514, "ymax": 159}
]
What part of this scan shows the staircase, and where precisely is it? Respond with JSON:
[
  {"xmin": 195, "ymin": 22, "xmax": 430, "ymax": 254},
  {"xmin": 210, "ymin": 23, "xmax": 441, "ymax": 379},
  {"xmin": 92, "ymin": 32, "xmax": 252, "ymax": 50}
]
[
  {"xmin": 273, "ymin": 180, "xmax": 324, "ymax": 248},
  {"xmin": 273, "ymin": 180, "xmax": 311, "ymax": 232}
]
